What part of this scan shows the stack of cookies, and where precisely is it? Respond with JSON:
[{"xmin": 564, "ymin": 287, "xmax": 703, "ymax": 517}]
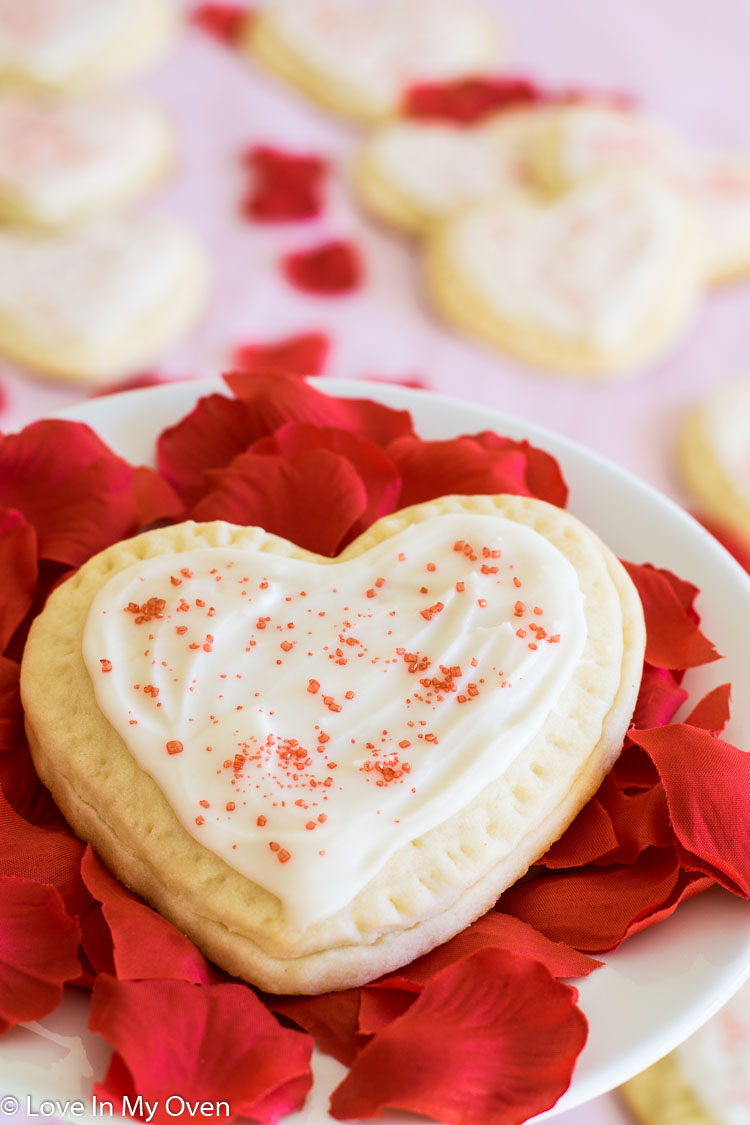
[{"xmin": 0, "ymin": 0, "xmax": 206, "ymax": 385}]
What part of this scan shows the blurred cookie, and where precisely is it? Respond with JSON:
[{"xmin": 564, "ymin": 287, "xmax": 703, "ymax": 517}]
[
  {"xmin": 682, "ymin": 150, "xmax": 750, "ymax": 284},
  {"xmin": 247, "ymin": 0, "xmax": 500, "ymax": 123},
  {"xmin": 0, "ymin": 93, "xmax": 172, "ymax": 229},
  {"xmin": 0, "ymin": 217, "xmax": 206, "ymax": 384},
  {"xmin": 426, "ymin": 171, "xmax": 703, "ymax": 378}
]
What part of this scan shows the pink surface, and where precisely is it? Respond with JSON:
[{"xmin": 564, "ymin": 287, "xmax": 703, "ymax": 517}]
[{"xmin": 3, "ymin": 3, "xmax": 749, "ymax": 1123}]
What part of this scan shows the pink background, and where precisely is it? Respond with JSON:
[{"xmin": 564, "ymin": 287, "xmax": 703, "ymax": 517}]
[{"xmin": 4, "ymin": 2, "xmax": 750, "ymax": 1122}]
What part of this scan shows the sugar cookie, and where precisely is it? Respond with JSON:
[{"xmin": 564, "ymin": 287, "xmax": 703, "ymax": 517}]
[{"xmin": 22, "ymin": 495, "xmax": 645, "ymax": 994}]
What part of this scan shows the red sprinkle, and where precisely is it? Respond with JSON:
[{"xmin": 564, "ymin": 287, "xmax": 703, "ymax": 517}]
[
  {"xmin": 166, "ymin": 740, "xmax": 184, "ymax": 755},
  {"xmin": 99, "ymin": 659, "xmax": 112, "ymax": 673}
]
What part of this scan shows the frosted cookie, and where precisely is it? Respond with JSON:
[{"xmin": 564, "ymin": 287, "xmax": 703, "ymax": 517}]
[
  {"xmin": 355, "ymin": 108, "xmax": 557, "ymax": 236},
  {"xmin": 246, "ymin": 0, "xmax": 500, "ymax": 123},
  {"xmin": 0, "ymin": 93, "xmax": 172, "ymax": 229},
  {"xmin": 426, "ymin": 171, "xmax": 704, "ymax": 378},
  {"xmin": 0, "ymin": 0, "xmax": 176, "ymax": 93},
  {"xmin": 682, "ymin": 150, "xmax": 750, "ymax": 284},
  {"xmin": 678, "ymin": 380, "xmax": 750, "ymax": 549},
  {"xmin": 0, "ymin": 218, "xmax": 206, "ymax": 384},
  {"xmin": 621, "ymin": 980, "xmax": 750, "ymax": 1125},
  {"xmin": 21, "ymin": 495, "xmax": 645, "ymax": 994}
]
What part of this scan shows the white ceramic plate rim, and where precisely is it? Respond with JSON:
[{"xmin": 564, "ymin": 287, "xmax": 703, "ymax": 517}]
[{"xmin": 2, "ymin": 377, "xmax": 749, "ymax": 1124}]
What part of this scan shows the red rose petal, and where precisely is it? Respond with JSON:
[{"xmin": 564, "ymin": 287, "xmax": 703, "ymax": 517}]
[
  {"xmin": 0, "ymin": 658, "xmax": 20, "ymax": 750},
  {"xmin": 223, "ymin": 372, "xmax": 414, "ymax": 448},
  {"xmin": 244, "ymin": 146, "xmax": 328, "ymax": 222},
  {"xmin": 0, "ymin": 421, "xmax": 138, "ymax": 567},
  {"xmin": 232, "ymin": 331, "xmax": 331, "ymax": 377},
  {"xmin": 330, "ymin": 949, "xmax": 587, "ymax": 1125},
  {"xmin": 0, "ymin": 509, "xmax": 37, "ymax": 653},
  {"xmin": 192, "ymin": 448, "xmax": 368, "ymax": 556},
  {"xmin": 191, "ymin": 3, "xmax": 251, "ymax": 45},
  {"xmin": 622, "ymin": 561, "xmax": 721, "ymax": 669},
  {"xmin": 131, "ymin": 466, "xmax": 187, "ymax": 526},
  {"xmin": 81, "ymin": 848, "xmax": 219, "ymax": 985},
  {"xmin": 89, "ymin": 372, "xmax": 169, "ymax": 399},
  {"xmin": 251, "ymin": 422, "xmax": 401, "ymax": 543},
  {"xmin": 364, "ymin": 373, "xmax": 430, "ymax": 390},
  {"xmin": 628, "ymin": 724, "xmax": 750, "ymax": 897},
  {"xmin": 540, "ymin": 798, "xmax": 619, "ymax": 869},
  {"xmin": 266, "ymin": 989, "xmax": 363, "ymax": 1066},
  {"xmin": 402, "ymin": 76, "xmax": 546, "ymax": 125},
  {"xmin": 0, "ymin": 876, "xmax": 81, "ymax": 1033},
  {"xmin": 631, "ymin": 663, "xmax": 689, "ymax": 729},
  {"xmin": 281, "ymin": 240, "xmax": 363, "ymax": 296},
  {"xmin": 500, "ymin": 848, "xmax": 682, "ymax": 952},
  {"xmin": 694, "ymin": 512, "xmax": 750, "ymax": 573},
  {"xmin": 358, "ymin": 979, "xmax": 419, "ymax": 1034},
  {"xmin": 90, "ymin": 976, "xmax": 313, "ymax": 1124},
  {"xmin": 684, "ymin": 684, "xmax": 732, "ymax": 735},
  {"xmin": 0, "ymin": 785, "xmax": 88, "ymax": 915}
]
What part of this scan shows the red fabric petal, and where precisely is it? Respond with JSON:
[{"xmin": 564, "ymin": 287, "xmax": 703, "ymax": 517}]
[
  {"xmin": 0, "ymin": 509, "xmax": 37, "ymax": 653},
  {"xmin": 80, "ymin": 848, "xmax": 219, "ymax": 984},
  {"xmin": 281, "ymin": 240, "xmax": 363, "ymax": 295},
  {"xmin": 0, "ymin": 421, "xmax": 138, "ymax": 567},
  {"xmin": 232, "ymin": 331, "xmax": 331, "ymax": 377},
  {"xmin": 90, "ymin": 976, "xmax": 313, "ymax": 1124},
  {"xmin": 89, "ymin": 372, "xmax": 170, "ymax": 399},
  {"xmin": 628, "ymin": 724, "xmax": 750, "ymax": 897},
  {"xmin": 243, "ymin": 146, "xmax": 328, "ymax": 222},
  {"xmin": 0, "ymin": 877, "xmax": 81, "ymax": 1033},
  {"xmin": 266, "ymin": 989, "xmax": 363, "ymax": 1066},
  {"xmin": 330, "ymin": 949, "xmax": 587, "ymax": 1125},
  {"xmin": 539, "ymin": 798, "xmax": 619, "ymax": 869},
  {"xmin": 131, "ymin": 466, "xmax": 186, "ymax": 526},
  {"xmin": 631, "ymin": 663, "xmax": 688, "ymax": 729},
  {"xmin": 251, "ymin": 422, "xmax": 401, "ymax": 543},
  {"xmin": 621, "ymin": 561, "xmax": 721, "ymax": 669},
  {"xmin": 364, "ymin": 373, "xmax": 429, "ymax": 390},
  {"xmin": 223, "ymin": 372, "xmax": 414, "ymax": 448},
  {"xmin": 694, "ymin": 512, "xmax": 750, "ymax": 573},
  {"xmin": 191, "ymin": 447, "xmax": 368, "ymax": 556},
  {"xmin": 358, "ymin": 979, "xmax": 419, "ymax": 1034},
  {"xmin": 0, "ymin": 785, "xmax": 88, "ymax": 915},
  {"xmin": 500, "ymin": 848, "xmax": 682, "ymax": 952},
  {"xmin": 191, "ymin": 3, "xmax": 251, "ymax": 45},
  {"xmin": 684, "ymin": 684, "xmax": 732, "ymax": 735},
  {"xmin": 402, "ymin": 76, "xmax": 546, "ymax": 125},
  {"xmin": 0, "ymin": 658, "xmax": 20, "ymax": 750}
]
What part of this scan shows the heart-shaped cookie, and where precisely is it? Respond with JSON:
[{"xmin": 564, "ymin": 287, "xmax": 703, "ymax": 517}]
[
  {"xmin": 22, "ymin": 495, "xmax": 645, "ymax": 993},
  {"xmin": 247, "ymin": 0, "xmax": 500, "ymax": 121},
  {"xmin": 0, "ymin": 0, "xmax": 175, "ymax": 92},
  {"xmin": 0, "ymin": 217, "xmax": 206, "ymax": 383},
  {"xmin": 0, "ymin": 93, "xmax": 171, "ymax": 228},
  {"xmin": 426, "ymin": 171, "xmax": 703, "ymax": 377}
]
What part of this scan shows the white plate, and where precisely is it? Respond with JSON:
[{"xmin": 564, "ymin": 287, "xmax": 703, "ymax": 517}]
[{"xmin": 3, "ymin": 378, "xmax": 749, "ymax": 1124}]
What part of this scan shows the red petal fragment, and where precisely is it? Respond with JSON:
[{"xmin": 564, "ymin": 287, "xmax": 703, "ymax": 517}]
[
  {"xmin": 90, "ymin": 976, "xmax": 313, "ymax": 1124},
  {"xmin": 0, "ymin": 876, "xmax": 80, "ymax": 1034},
  {"xmin": 0, "ymin": 785, "xmax": 89, "ymax": 914},
  {"xmin": 88, "ymin": 372, "xmax": 169, "ymax": 398},
  {"xmin": 684, "ymin": 683, "xmax": 732, "ymax": 735},
  {"xmin": 244, "ymin": 146, "xmax": 328, "ymax": 222},
  {"xmin": 631, "ymin": 663, "xmax": 689, "ymax": 730},
  {"xmin": 157, "ymin": 394, "xmax": 262, "ymax": 507},
  {"xmin": 500, "ymin": 848, "xmax": 682, "ymax": 952},
  {"xmin": 266, "ymin": 989, "xmax": 363, "ymax": 1066},
  {"xmin": 131, "ymin": 466, "xmax": 186, "ymax": 526},
  {"xmin": 540, "ymin": 798, "xmax": 619, "ymax": 869},
  {"xmin": 251, "ymin": 422, "xmax": 401, "ymax": 544},
  {"xmin": 192, "ymin": 448, "xmax": 368, "ymax": 556},
  {"xmin": 624, "ymin": 870, "xmax": 715, "ymax": 943},
  {"xmin": 232, "ymin": 331, "xmax": 331, "ymax": 377},
  {"xmin": 223, "ymin": 371, "xmax": 414, "ymax": 448},
  {"xmin": 402, "ymin": 76, "xmax": 546, "ymax": 125},
  {"xmin": 0, "ymin": 509, "xmax": 37, "ymax": 653},
  {"xmin": 330, "ymin": 949, "xmax": 587, "ymax": 1125},
  {"xmin": 81, "ymin": 848, "xmax": 219, "ymax": 985},
  {"xmin": 0, "ymin": 657, "xmax": 20, "ymax": 750},
  {"xmin": 281, "ymin": 240, "xmax": 363, "ymax": 295},
  {"xmin": 190, "ymin": 3, "xmax": 251, "ymax": 45},
  {"xmin": 694, "ymin": 512, "xmax": 750, "ymax": 573},
  {"xmin": 78, "ymin": 901, "xmax": 116, "ymax": 979},
  {"xmin": 364, "ymin": 373, "xmax": 430, "ymax": 390},
  {"xmin": 358, "ymin": 979, "xmax": 419, "ymax": 1034},
  {"xmin": 628, "ymin": 724, "xmax": 750, "ymax": 897},
  {"xmin": 0, "ymin": 421, "xmax": 138, "ymax": 567},
  {"xmin": 621, "ymin": 561, "xmax": 721, "ymax": 669},
  {"xmin": 475, "ymin": 433, "xmax": 568, "ymax": 508}
]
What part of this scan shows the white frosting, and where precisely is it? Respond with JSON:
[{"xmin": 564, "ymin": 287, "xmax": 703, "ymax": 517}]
[
  {"xmin": 681, "ymin": 150, "xmax": 750, "ymax": 276},
  {"xmin": 702, "ymin": 381, "xmax": 750, "ymax": 504},
  {"xmin": 0, "ymin": 0, "xmax": 147, "ymax": 83},
  {"xmin": 0, "ymin": 219, "xmax": 198, "ymax": 344},
  {"xmin": 83, "ymin": 513, "xmax": 586, "ymax": 928},
  {"xmin": 269, "ymin": 0, "xmax": 494, "ymax": 109},
  {"xmin": 674, "ymin": 981, "xmax": 750, "ymax": 1125},
  {"xmin": 554, "ymin": 105, "xmax": 684, "ymax": 186},
  {"xmin": 0, "ymin": 94, "xmax": 167, "ymax": 224},
  {"xmin": 453, "ymin": 174, "xmax": 690, "ymax": 347}
]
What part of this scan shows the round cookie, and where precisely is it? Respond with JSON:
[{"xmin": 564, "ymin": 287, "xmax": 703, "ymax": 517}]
[
  {"xmin": 425, "ymin": 170, "xmax": 704, "ymax": 378},
  {"xmin": 246, "ymin": 0, "xmax": 500, "ymax": 123},
  {"xmin": 682, "ymin": 150, "xmax": 750, "ymax": 285},
  {"xmin": 678, "ymin": 380, "xmax": 750, "ymax": 550},
  {"xmin": 355, "ymin": 107, "xmax": 557, "ymax": 236},
  {"xmin": 0, "ymin": 93, "xmax": 172, "ymax": 229},
  {"xmin": 0, "ymin": 217, "xmax": 206, "ymax": 384},
  {"xmin": 21, "ymin": 495, "xmax": 645, "ymax": 994}
]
